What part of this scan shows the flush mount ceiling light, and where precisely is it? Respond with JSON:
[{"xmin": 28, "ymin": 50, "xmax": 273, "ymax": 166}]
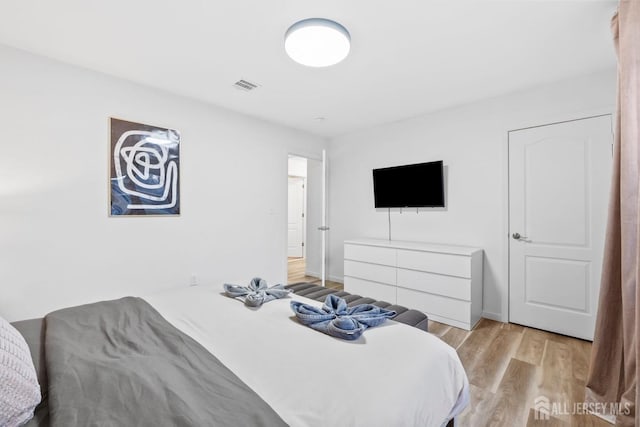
[{"xmin": 285, "ymin": 18, "xmax": 351, "ymax": 67}]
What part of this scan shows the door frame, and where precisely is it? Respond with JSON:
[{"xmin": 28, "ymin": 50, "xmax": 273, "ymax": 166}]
[
  {"xmin": 286, "ymin": 151, "xmax": 327, "ymax": 286},
  {"xmin": 502, "ymin": 108, "xmax": 614, "ymax": 324}
]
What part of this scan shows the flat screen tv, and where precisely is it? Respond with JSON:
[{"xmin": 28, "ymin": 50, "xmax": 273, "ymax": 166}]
[{"xmin": 373, "ymin": 161, "xmax": 445, "ymax": 208}]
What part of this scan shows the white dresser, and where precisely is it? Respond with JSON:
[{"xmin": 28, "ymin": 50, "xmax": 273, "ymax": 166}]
[{"xmin": 344, "ymin": 238, "xmax": 483, "ymax": 330}]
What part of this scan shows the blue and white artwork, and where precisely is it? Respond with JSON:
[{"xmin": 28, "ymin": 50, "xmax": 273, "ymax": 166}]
[{"xmin": 110, "ymin": 118, "xmax": 180, "ymax": 216}]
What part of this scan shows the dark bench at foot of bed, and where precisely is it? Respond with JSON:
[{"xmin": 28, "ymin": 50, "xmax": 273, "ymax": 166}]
[{"xmin": 285, "ymin": 283, "xmax": 429, "ymax": 332}]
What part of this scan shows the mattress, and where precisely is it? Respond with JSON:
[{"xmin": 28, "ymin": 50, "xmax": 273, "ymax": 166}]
[
  {"xmin": 12, "ymin": 285, "xmax": 469, "ymax": 427},
  {"xmin": 145, "ymin": 285, "xmax": 469, "ymax": 426}
]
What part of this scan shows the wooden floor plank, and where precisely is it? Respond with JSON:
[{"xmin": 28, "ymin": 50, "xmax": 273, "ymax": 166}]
[
  {"xmin": 428, "ymin": 320, "xmax": 451, "ymax": 337},
  {"xmin": 526, "ymin": 409, "xmax": 567, "ymax": 427},
  {"xmin": 487, "ymin": 359, "xmax": 539, "ymax": 426},
  {"xmin": 440, "ymin": 326, "xmax": 470, "ymax": 349},
  {"xmin": 538, "ymin": 341, "xmax": 575, "ymax": 423},
  {"xmin": 467, "ymin": 327, "xmax": 523, "ymax": 392},
  {"xmin": 540, "ymin": 341, "xmax": 573, "ymax": 383},
  {"xmin": 457, "ymin": 384, "xmax": 498, "ymax": 427},
  {"xmin": 501, "ymin": 322, "xmax": 527, "ymax": 333},
  {"xmin": 456, "ymin": 318, "xmax": 502, "ymax": 372},
  {"xmin": 569, "ymin": 338, "xmax": 591, "ymax": 383},
  {"xmin": 570, "ymin": 412, "xmax": 614, "ymax": 427},
  {"xmin": 515, "ymin": 328, "xmax": 549, "ymax": 366}
]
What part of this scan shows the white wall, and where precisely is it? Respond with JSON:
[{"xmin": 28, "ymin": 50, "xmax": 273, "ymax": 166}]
[
  {"xmin": 287, "ymin": 156, "xmax": 307, "ymax": 178},
  {"xmin": 0, "ymin": 45, "xmax": 325, "ymax": 322},
  {"xmin": 327, "ymin": 69, "xmax": 616, "ymax": 322}
]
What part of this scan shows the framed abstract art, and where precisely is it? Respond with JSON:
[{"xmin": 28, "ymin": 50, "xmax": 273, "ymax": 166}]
[{"xmin": 109, "ymin": 118, "xmax": 180, "ymax": 216}]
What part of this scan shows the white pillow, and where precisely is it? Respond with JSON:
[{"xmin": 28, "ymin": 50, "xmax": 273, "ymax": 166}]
[{"xmin": 0, "ymin": 317, "xmax": 41, "ymax": 427}]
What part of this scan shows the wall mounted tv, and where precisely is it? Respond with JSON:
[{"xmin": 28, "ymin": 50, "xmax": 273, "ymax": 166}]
[{"xmin": 373, "ymin": 160, "xmax": 445, "ymax": 208}]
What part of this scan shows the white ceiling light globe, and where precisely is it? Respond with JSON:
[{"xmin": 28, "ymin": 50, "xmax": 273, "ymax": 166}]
[{"xmin": 285, "ymin": 18, "xmax": 351, "ymax": 67}]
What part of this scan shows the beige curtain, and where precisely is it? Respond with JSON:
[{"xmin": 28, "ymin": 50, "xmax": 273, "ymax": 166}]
[{"xmin": 586, "ymin": 1, "xmax": 640, "ymax": 426}]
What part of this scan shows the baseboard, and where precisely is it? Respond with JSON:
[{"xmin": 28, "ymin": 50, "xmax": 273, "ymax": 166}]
[
  {"xmin": 328, "ymin": 274, "xmax": 344, "ymax": 284},
  {"xmin": 304, "ymin": 270, "xmax": 320, "ymax": 280},
  {"xmin": 481, "ymin": 311, "xmax": 503, "ymax": 322}
]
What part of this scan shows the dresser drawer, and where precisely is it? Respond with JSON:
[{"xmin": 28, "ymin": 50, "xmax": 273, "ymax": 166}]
[
  {"xmin": 345, "ymin": 243, "xmax": 395, "ymax": 267},
  {"xmin": 344, "ymin": 277, "xmax": 396, "ymax": 303},
  {"xmin": 344, "ymin": 260, "xmax": 395, "ymax": 285},
  {"xmin": 397, "ymin": 269, "xmax": 471, "ymax": 301},
  {"xmin": 397, "ymin": 249, "xmax": 471, "ymax": 278},
  {"xmin": 397, "ymin": 287, "xmax": 471, "ymax": 324}
]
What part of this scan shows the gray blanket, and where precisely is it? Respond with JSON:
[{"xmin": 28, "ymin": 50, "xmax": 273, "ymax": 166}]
[{"xmin": 44, "ymin": 297, "xmax": 287, "ymax": 427}]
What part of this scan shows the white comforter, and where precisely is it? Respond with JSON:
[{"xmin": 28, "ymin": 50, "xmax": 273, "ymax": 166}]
[{"xmin": 144, "ymin": 285, "xmax": 469, "ymax": 427}]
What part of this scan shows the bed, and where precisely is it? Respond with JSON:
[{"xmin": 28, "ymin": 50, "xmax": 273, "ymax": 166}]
[{"xmin": 11, "ymin": 284, "xmax": 469, "ymax": 427}]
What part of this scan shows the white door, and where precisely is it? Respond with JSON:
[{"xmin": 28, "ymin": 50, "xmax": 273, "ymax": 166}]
[
  {"xmin": 509, "ymin": 115, "xmax": 612, "ymax": 340},
  {"xmin": 287, "ymin": 177, "xmax": 305, "ymax": 258}
]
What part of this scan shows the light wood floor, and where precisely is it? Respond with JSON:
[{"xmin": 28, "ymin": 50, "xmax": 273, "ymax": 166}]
[
  {"xmin": 287, "ymin": 257, "xmax": 342, "ymax": 290},
  {"xmin": 287, "ymin": 263, "xmax": 608, "ymax": 426},
  {"xmin": 432, "ymin": 319, "xmax": 608, "ymax": 427}
]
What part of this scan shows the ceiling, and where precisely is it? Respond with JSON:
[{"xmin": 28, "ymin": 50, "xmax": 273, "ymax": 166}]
[{"xmin": 0, "ymin": 0, "xmax": 618, "ymax": 138}]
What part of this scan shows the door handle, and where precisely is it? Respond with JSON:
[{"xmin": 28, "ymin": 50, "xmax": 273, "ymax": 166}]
[
  {"xmin": 512, "ymin": 232, "xmax": 528, "ymax": 240},
  {"xmin": 317, "ymin": 226, "xmax": 330, "ymax": 231}
]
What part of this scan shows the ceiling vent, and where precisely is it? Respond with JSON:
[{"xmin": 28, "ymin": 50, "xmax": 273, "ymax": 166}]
[{"xmin": 233, "ymin": 79, "xmax": 259, "ymax": 91}]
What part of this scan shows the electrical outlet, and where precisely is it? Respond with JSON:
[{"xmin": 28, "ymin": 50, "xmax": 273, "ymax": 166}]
[{"xmin": 190, "ymin": 274, "xmax": 198, "ymax": 286}]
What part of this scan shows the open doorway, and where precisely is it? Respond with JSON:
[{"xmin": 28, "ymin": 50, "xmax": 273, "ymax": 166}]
[
  {"xmin": 287, "ymin": 155, "xmax": 316, "ymax": 284},
  {"xmin": 287, "ymin": 156, "xmax": 306, "ymax": 260},
  {"xmin": 287, "ymin": 154, "xmax": 336, "ymax": 288}
]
